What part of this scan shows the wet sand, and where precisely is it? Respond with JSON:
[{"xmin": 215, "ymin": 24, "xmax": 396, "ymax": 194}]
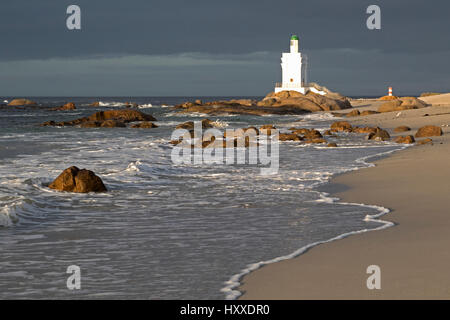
[{"xmin": 239, "ymin": 96, "xmax": 450, "ymax": 299}]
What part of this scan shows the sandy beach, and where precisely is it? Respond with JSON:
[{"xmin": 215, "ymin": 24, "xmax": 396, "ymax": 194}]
[{"xmin": 239, "ymin": 95, "xmax": 450, "ymax": 299}]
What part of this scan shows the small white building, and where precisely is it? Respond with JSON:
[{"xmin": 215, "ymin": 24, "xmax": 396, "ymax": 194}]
[{"xmin": 274, "ymin": 35, "xmax": 326, "ymax": 95}]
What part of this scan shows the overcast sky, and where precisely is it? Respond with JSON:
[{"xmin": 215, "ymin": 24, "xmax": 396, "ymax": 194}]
[{"xmin": 0, "ymin": 0, "xmax": 449, "ymax": 97}]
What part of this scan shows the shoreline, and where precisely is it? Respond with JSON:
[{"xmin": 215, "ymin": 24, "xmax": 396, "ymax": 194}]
[
  {"xmin": 222, "ymin": 145, "xmax": 404, "ymax": 299},
  {"xmin": 238, "ymin": 100, "xmax": 450, "ymax": 299}
]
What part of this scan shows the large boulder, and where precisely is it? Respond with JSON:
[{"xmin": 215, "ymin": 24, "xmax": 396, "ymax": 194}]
[
  {"xmin": 378, "ymin": 97, "xmax": 428, "ymax": 113},
  {"xmin": 330, "ymin": 121, "xmax": 352, "ymax": 132},
  {"xmin": 304, "ymin": 92, "xmax": 352, "ymax": 111},
  {"xmin": 415, "ymin": 125, "xmax": 443, "ymax": 138},
  {"xmin": 8, "ymin": 99, "xmax": 36, "ymax": 106},
  {"xmin": 270, "ymin": 96, "xmax": 323, "ymax": 112},
  {"xmin": 352, "ymin": 126, "xmax": 378, "ymax": 134},
  {"xmin": 394, "ymin": 135, "xmax": 415, "ymax": 144},
  {"xmin": 263, "ymin": 90, "xmax": 351, "ymax": 111},
  {"xmin": 49, "ymin": 166, "xmax": 107, "ymax": 193}
]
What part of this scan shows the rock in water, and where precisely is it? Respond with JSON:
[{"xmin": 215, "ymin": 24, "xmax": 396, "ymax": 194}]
[
  {"xmin": 41, "ymin": 109, "xmax": 157, "ymax": 127},
  {"xmin": 130, "ymin": 122, "xmax": 158, "ymax": 128},
  {"xmin": 415, "ymin": 125, "xmax": 443, "ymax": 138},
  {"xmin": 278, "ymin": 133, "xmax": 302, "ymax": 141},
  {"xmin": 367, "ymin": 128, "xmax": 391, "ymax": 141},
  {"xmin": 327, "ymin": 142, "xmax": 338, "ymax": 147},
  {"xmin": 49, "ymin": 166, "xmax": 107, "ymax": 193},
  {"xmin": 8, "ymin": 99, "xmax": 37, "ymax": 106},
  {"xmin": 176, "ymin": 119, "xmax": 214, "ymax": 130},
  {"xmin": 330, "ymin": 121, "xmax": 352, "ymax": 132},
  {"xmin": 52, "ymin": 102, "xmax": 76, "ymax": 111}
]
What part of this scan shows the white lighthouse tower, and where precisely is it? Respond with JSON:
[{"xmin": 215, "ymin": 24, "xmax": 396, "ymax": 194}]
[{"xmin": 275, "ymin": 35, "xmax": 326, "ymax": 95}]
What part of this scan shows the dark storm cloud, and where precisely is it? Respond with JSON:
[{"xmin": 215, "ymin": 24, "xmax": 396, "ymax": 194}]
[
  {"xmin": 0, "ymin": 0, "xmax": 449, "ymax": 96},
  {"xmin": 2, "ymin": 0, "xmax": 450, "ymax": 60}
]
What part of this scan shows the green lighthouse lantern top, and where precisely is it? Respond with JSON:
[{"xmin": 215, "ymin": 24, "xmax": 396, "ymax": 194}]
[{"xmin": 290, "ymin": 35, "xmax": 299, "ymax": 40}]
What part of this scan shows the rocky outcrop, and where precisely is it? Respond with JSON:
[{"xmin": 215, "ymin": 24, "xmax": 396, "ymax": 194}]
[
  {"xmin": 174, "ymin": 90, "xmax": 351, "ymax": 116},
  {"xmin": 49, "ymin": 166, "xmax": 107, "ymax": 193},
  {"xmin": 90, "ymin": 102, "xmax": 101, "ymax": 107},
  {"xmin": 415, "ymin": 125, "xmax": 443, "ymax": 137},
  {"xmin": 41, "ymin": 109, "xmax": 156, "ymax": 127},
  {"xmin": 394, "ymin": 125, "xmax": 411, "ymax": 133},
  {"xmin": 394, "ymin": 135, "xmax": 415, "ymax": 144},
  {"xmin": 378, "ymin": 97, "xmax": 428, "ymax": 113},
  {"xmin": 8, "ymin": 99, "xmax": 37, "ymax": 106}
]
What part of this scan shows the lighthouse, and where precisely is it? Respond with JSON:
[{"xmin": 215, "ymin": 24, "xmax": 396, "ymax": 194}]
[{"xmin": 275, "ymin": 35, "xmax": 326, "ymax": 95}]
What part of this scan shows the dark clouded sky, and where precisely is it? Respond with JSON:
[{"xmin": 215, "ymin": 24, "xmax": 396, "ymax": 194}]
[{"xmin": 1, "ymin": 0, "xmax": 449, "ymax": 96}]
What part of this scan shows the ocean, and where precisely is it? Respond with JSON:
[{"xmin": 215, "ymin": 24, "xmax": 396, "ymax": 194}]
[{"xmin": 0, "ymin": 96, "xmax": 403, "ymax": 299}]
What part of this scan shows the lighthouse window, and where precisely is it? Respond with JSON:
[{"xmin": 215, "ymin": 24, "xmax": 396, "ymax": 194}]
[{"xmin": 290, "ymin": 78, "xmax": 293, "ymax": 82}]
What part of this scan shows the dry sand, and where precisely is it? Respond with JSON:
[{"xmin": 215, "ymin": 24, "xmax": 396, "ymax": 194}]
[{"xmin": 239, "ymin": 96, "xmax": 450, "ymax": 299}]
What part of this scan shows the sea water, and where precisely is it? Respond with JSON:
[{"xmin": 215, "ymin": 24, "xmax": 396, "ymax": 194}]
[{"xmin": 0, "ymin": 97, "xmax": 403, "ymax": 299}]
